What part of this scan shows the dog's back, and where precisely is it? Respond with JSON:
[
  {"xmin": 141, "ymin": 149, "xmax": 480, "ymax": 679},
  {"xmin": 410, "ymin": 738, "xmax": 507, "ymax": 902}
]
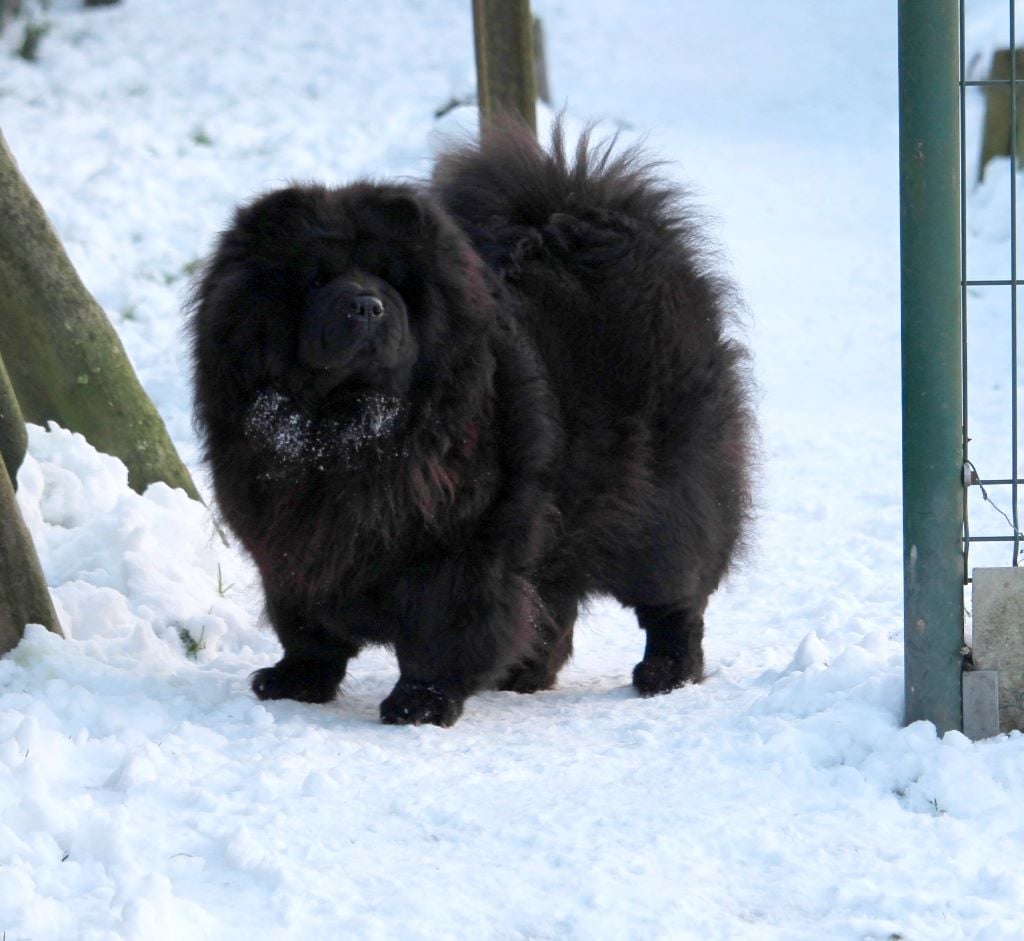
[{"xmin": 435, "ymin": 119, "xmax": 752, "ymax": 579}]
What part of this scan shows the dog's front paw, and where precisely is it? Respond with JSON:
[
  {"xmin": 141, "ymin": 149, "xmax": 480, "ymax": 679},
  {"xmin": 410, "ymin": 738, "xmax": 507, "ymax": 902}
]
[
  {"xmin": 380, "ymin": 680, "xmax": 464, "ymax": 727},
  {"xmin": 632, "ymin": 652, "xmax": 704, "ymax": 698},
  {"xmin": 251, "ymin": 659, "xmax": 341, "ymax": 703}
]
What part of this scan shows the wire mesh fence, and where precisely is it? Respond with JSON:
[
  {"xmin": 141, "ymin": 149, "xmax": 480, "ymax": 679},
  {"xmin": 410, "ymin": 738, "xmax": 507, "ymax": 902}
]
[{"xmin": 962, "ymin": 0, "xmax": 1024, "ymax": 575}]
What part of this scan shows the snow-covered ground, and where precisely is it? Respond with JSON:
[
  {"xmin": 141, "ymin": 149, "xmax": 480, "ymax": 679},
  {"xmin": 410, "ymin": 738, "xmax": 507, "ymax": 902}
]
[{"xmin": 2, "ymin": 1, "xmax": 1023, "ymax": 938}]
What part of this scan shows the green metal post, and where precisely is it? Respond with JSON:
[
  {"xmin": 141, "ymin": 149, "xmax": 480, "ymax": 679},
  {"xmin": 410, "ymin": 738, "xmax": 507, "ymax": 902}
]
[{"xmin": 898, "ymin": 0, "xmax": 964, "ymax": 733}]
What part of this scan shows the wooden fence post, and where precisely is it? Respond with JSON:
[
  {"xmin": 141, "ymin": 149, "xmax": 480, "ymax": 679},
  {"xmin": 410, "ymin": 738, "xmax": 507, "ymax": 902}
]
[
  {"xmin": 472, "ymin": 0, "xmax": 537, "ymax": 134},
  {"xmin": 0, "ymin": 129, "xmax": 199, "ymax": 500}
]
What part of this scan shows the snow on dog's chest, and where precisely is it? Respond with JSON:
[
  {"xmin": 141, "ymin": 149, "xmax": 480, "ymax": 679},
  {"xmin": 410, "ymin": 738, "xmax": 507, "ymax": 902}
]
[{"xmin": 244, "ymin": 389, "xmax": 405, "ymax": 468}]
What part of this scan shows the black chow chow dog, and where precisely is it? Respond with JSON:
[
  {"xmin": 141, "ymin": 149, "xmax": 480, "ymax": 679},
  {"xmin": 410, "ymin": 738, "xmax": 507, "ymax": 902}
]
[{"xmin": 190, "ymin": 121, "xmax": 753, "ymax": 727}]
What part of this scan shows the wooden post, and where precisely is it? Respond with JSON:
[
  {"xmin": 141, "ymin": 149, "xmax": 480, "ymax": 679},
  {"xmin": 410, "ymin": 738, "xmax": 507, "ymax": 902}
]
[
  {"xmin": 978, "ymin": 48, "xmax": 1024, "ymax": 181},
  {"xmin": 0, "ymin": 352, "xmax": 27, "ymax": 489},
  {"xmin": 533, "ymin": 17, "xmax": 550, "ymax": 105},
  {"xmin": 0, "ymin": 451, "xmax": 62, "ymax": 655},
  {"xmin": 472, "ymin": 0, "xmax": 537, "ymax": 134},
  {"xmin": 0, "ymin": 129, "xmax": 199, "ymax": 500}
]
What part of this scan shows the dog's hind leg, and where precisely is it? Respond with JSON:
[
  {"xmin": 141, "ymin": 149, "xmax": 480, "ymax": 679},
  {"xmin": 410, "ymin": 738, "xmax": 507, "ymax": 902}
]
[{"xmin": 631, "ymin": 599, "xmax": 708, "ymax": 697}]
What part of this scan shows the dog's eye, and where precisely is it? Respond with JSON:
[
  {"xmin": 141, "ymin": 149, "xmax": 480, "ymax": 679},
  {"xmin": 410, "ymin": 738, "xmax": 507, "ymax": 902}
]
[{"xmin": 387, "ymin": 259, "xmax": 410, "ymax": 286}]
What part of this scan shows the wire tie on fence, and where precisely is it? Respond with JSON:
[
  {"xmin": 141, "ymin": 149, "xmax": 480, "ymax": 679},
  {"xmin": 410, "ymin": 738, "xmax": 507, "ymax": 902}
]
[{"xmin": 964, "ymin": 458, "xmax": 1024, "ymax": 543}]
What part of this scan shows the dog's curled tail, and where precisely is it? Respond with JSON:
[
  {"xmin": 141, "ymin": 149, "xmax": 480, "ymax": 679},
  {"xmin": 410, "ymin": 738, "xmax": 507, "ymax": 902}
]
[{"xmin": 432, "ymin": 116, "xmax": 701, "ymax": 279}]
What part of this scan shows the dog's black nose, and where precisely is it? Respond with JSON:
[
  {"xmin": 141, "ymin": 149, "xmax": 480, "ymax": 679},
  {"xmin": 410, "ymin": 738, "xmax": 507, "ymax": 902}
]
[{"xmin": 350, "ymin": 295, "xmax": 385, "ymax": 319}]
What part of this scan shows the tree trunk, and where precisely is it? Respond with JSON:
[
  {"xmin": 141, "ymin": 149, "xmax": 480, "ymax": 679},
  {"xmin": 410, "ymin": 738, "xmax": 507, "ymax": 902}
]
[
  {"xmin": 0, "ymin": 129, "xmax": 199, "ymax": 500},
  {"xmin": 472, "ymin": 0, "xmax": 537, "ymax": 135},
  {"xmin": 0, "ymin": 352, "xmax": 27, "ymax": 488},
  {"xmin": 1, "ymin": 453, "xmax": 62, "ymax": 655}
]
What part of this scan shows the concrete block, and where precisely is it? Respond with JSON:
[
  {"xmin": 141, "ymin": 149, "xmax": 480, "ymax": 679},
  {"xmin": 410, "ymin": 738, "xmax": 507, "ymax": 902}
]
[
  {"xmin": 962, "ymin": 670, "xmax": 1000, "ymax": 741},
  {"xmin": 971, "ymin": 567, "xmax": 1024, "ymax": 733}
]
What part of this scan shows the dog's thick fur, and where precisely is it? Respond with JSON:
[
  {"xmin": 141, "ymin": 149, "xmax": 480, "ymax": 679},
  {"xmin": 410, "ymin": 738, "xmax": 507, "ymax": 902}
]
[{"xmin": 190, "ymin": 121, "xmax": 753, "ymax": 726}]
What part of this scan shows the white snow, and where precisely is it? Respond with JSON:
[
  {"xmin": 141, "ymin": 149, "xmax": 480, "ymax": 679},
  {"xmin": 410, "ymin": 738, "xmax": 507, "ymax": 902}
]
[{"xmin": 2, "ymin": 0, "xmax": 1024, "ymax": 938}]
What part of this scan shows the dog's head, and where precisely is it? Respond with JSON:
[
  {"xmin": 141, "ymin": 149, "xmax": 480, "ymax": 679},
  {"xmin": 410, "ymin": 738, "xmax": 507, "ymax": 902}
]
[{"xmin": 190, "ymin": 182, "xmax": 496, "ymax": 455}]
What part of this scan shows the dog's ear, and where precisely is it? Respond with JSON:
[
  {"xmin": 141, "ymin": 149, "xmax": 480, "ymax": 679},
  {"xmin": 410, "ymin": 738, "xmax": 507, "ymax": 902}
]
[
  {"xmin": 232, "ymin": 185, "xmax": 321, "ymax": 250},
  {"xmin": 371, "ymin": 193, "xmax": 443, "ymax": 249},
  {"xmin": 377, "ymin": 192, "xmax": 427, "ymax": 233}
]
